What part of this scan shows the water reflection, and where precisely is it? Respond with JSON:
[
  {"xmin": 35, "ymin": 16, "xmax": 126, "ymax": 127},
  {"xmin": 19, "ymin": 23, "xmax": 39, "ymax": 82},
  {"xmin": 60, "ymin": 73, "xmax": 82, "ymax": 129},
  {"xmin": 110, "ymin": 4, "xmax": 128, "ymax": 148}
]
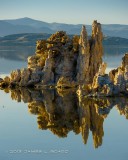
[
  {"xmin": 0, "ymin": 45, "xmax": 128, "ymax": 62},
  {"xmin": 2, "ymin": 88, "xmax": 128, "ymax": 148},
  {"xmin": 0, "ymin": 46, "xmax": 35, "ymax": 61}
]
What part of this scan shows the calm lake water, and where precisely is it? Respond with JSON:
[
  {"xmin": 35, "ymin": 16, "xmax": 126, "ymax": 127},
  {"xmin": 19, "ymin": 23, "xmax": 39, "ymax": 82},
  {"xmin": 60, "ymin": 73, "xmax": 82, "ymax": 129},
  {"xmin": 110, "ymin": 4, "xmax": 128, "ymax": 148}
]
[{"xmin": 0, "ymin": 45, "xmax": 128, "ymax": 160}]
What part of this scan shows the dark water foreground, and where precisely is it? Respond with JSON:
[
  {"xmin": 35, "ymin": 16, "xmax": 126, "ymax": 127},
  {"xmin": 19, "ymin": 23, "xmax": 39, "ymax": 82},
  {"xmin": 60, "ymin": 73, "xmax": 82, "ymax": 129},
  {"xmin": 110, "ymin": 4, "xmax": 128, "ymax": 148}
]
[{"xmin": 0, "ymin": 87, "xmax": 128, "ymax": 160}]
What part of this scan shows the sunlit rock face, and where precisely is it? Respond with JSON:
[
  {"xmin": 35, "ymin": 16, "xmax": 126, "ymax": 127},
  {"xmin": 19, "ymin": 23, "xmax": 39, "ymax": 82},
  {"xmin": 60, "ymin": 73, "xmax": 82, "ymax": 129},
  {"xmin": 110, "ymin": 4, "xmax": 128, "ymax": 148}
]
[
  {"xmin": 2, "ymin": 88, "xmax": 128, "ymax": 148},
  {"xmin": 89, "ymin": 20, "xmax": 103, "ymax": 83},
  {"xmin": 40, "ymin": 31, "xmax": 79, "ymax": 86},
  {"xmin": 0, "ymin": 20, "xmax": 103, "ymax": 89},
  {"xmin": 0, "ymin": 20, "xmax": 128, "ymax": 97},
  {"xmin": 77, "ymin": 20, "xmax": 103, "ymax": 84},
  {"xmin": 110, "ymin": 53, "xmax": 128, "ymax": 93},
  {"xmin": 76, "ymin": 25, "xmax": 90, "ymax": 84},
  {"xmin": 89, "ymin": 53, "xmax": 128, "ymax": 96},
  {"xmin": 90, "ymin": 62, "xmax": 114, "ymax": 96}
]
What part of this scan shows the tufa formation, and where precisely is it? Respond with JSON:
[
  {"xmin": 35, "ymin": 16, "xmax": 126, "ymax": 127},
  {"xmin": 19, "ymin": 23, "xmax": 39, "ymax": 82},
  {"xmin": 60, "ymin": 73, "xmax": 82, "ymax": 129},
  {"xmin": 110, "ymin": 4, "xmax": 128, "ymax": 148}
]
[{"xmin": 0, "ymin": 20, "xmax": 128, "ymax": 97}]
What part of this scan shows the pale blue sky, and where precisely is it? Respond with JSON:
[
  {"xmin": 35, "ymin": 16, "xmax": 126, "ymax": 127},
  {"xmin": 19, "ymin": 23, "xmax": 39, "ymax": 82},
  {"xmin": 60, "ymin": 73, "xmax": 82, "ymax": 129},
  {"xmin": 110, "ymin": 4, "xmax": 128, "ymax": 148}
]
[{"xmin": 0, "ymin": 0, "xmax": 128, "ymax": 24}]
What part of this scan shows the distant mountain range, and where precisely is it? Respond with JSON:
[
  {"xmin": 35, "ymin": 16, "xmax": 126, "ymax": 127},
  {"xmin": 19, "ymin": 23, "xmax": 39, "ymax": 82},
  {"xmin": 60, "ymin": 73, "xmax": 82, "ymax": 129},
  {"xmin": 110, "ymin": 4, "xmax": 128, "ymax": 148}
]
[{"xmin": 0, "ymin": 17, "xmax": 128, "ymax": 38}]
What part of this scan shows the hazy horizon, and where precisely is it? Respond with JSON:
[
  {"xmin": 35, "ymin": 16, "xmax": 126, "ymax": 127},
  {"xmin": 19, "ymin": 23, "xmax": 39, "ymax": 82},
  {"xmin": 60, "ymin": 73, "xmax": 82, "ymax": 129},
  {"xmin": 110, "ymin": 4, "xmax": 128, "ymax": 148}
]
[
  {"xmin": 0, "ymin": 0, "xmax": 127, "ymax": 25},
  {"xmin": 1, "ymin": 17, "xmax": 128, "ymax": 25}
]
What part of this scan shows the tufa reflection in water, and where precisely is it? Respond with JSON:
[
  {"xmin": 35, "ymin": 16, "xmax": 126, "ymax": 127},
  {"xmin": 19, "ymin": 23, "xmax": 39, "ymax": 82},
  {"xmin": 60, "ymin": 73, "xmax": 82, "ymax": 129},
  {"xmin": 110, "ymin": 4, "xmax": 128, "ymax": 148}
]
[{"xmin": 2, "ymin": 88, "xmax": 128, "ymax": 148}]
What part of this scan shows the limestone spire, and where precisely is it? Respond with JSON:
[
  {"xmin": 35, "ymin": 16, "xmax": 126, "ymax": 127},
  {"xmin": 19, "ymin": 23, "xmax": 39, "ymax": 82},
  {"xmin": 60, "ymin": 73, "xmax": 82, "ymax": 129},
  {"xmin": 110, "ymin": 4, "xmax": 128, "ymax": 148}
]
[
  {"xmin": 92, "ymin": 20, "xmax": 103, "ymax": 41},
  {"xmin": 79, "ymin": 25, "xmax": 88, "ymax": 48},
  {"xmin": 79, "ymin": 25, "xmax": 90, "ymax": 55},
  {"xmin": 76, "ymin": 25, "xmax": 90, "ymax": 83}
]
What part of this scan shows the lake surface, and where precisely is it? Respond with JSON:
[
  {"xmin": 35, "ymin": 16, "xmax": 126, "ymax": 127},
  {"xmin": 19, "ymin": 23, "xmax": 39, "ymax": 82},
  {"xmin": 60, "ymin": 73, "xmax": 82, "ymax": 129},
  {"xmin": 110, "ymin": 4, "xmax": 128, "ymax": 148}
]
[{"xmin": 0, "ymin": 45, "xmax": 128, "ymax": 160}]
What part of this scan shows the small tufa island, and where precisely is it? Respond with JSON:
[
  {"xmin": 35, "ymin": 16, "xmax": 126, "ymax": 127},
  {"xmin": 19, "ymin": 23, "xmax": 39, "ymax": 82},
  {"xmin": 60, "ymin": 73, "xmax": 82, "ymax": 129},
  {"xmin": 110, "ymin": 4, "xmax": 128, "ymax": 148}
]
[{"xmin": 0, "ymin": 20, "xmax": 128, "ymax": 97}]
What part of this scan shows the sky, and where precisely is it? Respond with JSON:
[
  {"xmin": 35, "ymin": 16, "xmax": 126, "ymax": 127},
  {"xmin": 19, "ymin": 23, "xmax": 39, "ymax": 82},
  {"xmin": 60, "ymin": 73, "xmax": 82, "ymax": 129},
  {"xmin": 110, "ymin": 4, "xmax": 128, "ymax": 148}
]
[{"xmin": 0, "ymin": 0, "xmax": 128, "ymax": 25}]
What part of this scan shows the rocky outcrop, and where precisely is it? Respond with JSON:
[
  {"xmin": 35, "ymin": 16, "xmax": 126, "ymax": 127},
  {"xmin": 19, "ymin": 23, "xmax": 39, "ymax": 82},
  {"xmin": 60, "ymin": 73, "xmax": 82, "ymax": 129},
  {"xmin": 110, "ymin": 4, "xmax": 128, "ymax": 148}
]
[
  {"xmin": 76, "ymin": 20, "xmax": 103, "ymax": 84},
  {"xmin": 0, "ymin": 20, "xmax": 103, "ymax": 89},
  {"xmin": 110, "ymin": 53, "xmax": 128, "ymax": 89},
  {"xmin": 0, "ymin": 20, "xmax": 128, "ymax": 97},
  {"xmin": 87, "ymin": 53, "xmax": 128, "ymax": 97}
]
